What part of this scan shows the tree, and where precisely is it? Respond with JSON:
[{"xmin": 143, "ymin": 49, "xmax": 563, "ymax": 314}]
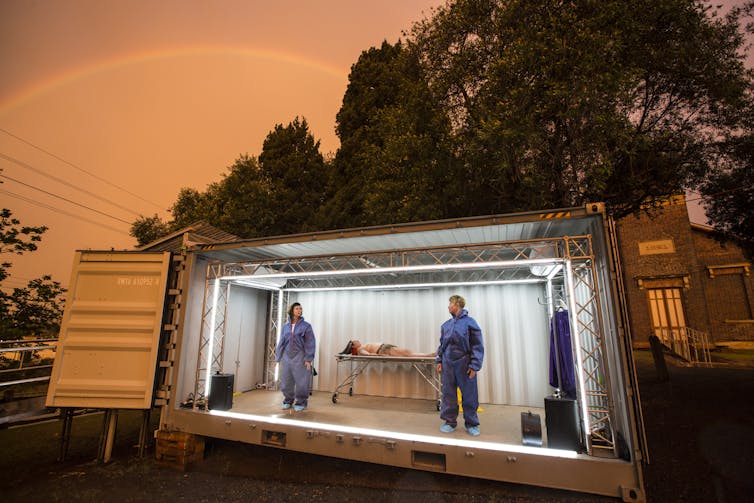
[
  {"xmin": 408, "ymin": 0, "xmax": 753, "ymax": 217},
  {"xmin": 0, "ymin": 208, "xmax": 65, "ymax": 340},
  {"xmin": 130, "ymin": 214, "xmax": 171, "ymax": 247},
  {"xmin": 1, "ymin": 208, "xmax": 46, "ymax": 283},
  {"xmin": 169, "ymin": 188, "xmax": 210, "ymax": 231},
  {"xmin": 697, "ymin": 133, "xmax": 754, "ymax": 257},
  {"xmin": 323, "ymin": 41, "xmax": 455, "ymax": 228},
  {"xmin": 258, "ymin": 117, "xmax": 330, "ymax": 234},
  {"xmin": 0, "ymin": 276, "xmax": 65, "ymax": 339},
  {"xmin": 204, "ymin": 154, "xmax": 277, "ymax": 238},
  {"xmin": 137, "ymin": 119, "xmax": 330, "ymax": 240},
  {"xmin": 692, "ymin": 2, "xmax": 754, "ymax": 257}
]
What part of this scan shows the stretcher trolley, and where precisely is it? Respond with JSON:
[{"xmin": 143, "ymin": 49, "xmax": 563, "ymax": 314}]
[{"xmin": 332, "ymin": 354, "xmax": 441, "ymax": 410}]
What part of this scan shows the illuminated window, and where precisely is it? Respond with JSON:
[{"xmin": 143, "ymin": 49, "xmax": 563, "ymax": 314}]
[{"xmin": 647, "ymin": 287, "xmax": 687, "ymax": 349}]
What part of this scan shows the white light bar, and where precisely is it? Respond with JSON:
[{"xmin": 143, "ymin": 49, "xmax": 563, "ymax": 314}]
[
  {"xmin": 564, "ymin": 259, "xmax": 592, "ymax": 444},
  {"xmin": 210, "ymin": 409, "xmax": 578, "ymax": 459},
  {"xmin": 236, "ymin": 279, "xmax": 285, "ymax": 292},
  {"xmin": 205, "ymin": 278, "xmax": 221, "ymax": 399},
  {"xmin": 274, "ymin": 290, "xmax": 284, "ymax": 382},
  {"xmin": 219, "ymin": 258, "xmax": 564, "ymax": 282},
  {"xmin": 285, "ymin": 278, "xmax": 544, "ymax": 292}
]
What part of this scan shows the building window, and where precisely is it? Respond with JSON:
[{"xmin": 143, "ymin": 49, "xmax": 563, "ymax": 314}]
[{"xmin": 647, "ymin": 287, "xmax": 687, "ymax": 351}]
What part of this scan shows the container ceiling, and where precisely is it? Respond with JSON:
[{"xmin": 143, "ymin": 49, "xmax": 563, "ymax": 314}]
[{"xmin": 195, "ymin": 207, "xmax": 603, "ymax": 265}]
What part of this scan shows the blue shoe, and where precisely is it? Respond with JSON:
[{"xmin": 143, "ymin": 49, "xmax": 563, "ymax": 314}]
[
  {"xmin": 440, "ymin": 423, "xmax": 455, "ymax": 433},
  {"xmin": 467, "ymin": 425, "xmax": 480, "ymax": 437},
  {"xmin": 281, "ymin": 403, "xmax": 292, "ymax": 410},
  {"xmin": 293, "ymin": 404, "xmax": 306, "ymax": 412}
]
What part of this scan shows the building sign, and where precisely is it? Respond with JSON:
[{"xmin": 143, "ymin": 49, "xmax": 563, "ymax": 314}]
[{"xmin": 638, "ymin": 239, "xmax": 675, "ymax": 255}]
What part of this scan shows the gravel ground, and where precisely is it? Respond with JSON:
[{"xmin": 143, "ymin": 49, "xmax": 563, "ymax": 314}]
[{"xmin": 2, "ymin": 350, "xmax": 753, "ymax": 502}]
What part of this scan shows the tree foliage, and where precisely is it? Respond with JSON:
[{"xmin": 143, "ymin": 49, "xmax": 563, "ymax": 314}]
[
  {"xmin": 0, "ymin": 275, "xmax": 66, "ymax": 339},
  {"xmin": 408, "ymin": 0, "xmax": 753, "ymax": 217},
  {"xmin": 692, "ymin": 2, "xmax": 754, "ymax": 257},
  {"xmin": 1, "ymin": 208, "xmax": 47, "ymax": 283},
  {"xmin": 697, "ymin": 133, "xmax": 754, "ymax": 257},
  {"xmin": 323, "ymin": 41, "xmax": 455, "ymax": 228},
  {"xmin": 258, "ymin": 117, "xmax": 329, "ymax": 235},
  {"xmin": 0, "ymin": 208, "xmax": 65, "ymax": 340},
  {"xmin": 130, "ymin": 214, "xmax": 171, "ymax": 247},
  {"xmin": 131, "ymin": 118, "xmax": 330, "ymax": 244}
]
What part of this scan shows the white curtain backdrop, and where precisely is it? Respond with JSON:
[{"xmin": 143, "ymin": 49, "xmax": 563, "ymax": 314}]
[{"xmin": 293, "ymin": 283, "xmax": 553, "ymax": 408}]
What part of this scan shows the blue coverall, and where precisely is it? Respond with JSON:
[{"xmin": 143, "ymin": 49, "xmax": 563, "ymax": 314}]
[
  {"xmin": 436, "ymin": 309, "xmax": 484, "ymax": 428},
  {"xmin": 275, "ymin": 316, "xmax": 316, "ymax": 407}
]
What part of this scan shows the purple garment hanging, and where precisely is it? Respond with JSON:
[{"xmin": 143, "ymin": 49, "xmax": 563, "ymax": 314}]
[{"xmin": 549, "ymin": 309, "xmax": 577, "ymax": 399}]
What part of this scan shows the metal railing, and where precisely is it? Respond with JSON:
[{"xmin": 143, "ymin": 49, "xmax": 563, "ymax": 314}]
[
  {"xmin": 655, "ymin": 327, "xmax": 712, "ymax": 367},
  {"xmin": 0, "ymin": 338, "xmax": 58, "ymax": 390}
]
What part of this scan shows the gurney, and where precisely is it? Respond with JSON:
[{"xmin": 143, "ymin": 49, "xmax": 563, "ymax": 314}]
[{"xmin": 332, "ymin": 354, "xmax": 441, "ymax": 410}]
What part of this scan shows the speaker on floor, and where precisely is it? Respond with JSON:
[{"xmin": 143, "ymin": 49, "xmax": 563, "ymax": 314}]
[
  {"xmin": 544, "ymin": 396, "xmax": 581, "ymax": 451},
  {"xmin": 208, "ymin": 372, "xmax": 234, "ymax": 411}
]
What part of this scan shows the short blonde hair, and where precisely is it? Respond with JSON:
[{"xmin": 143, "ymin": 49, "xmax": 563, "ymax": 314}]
[{"xmin": 449, "ymin": 295, "xmax": 465, "ymax": 308}]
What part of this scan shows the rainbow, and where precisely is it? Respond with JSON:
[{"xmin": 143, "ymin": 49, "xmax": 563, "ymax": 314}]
[{"xmin": 0, "ymin": 45, "xmax": 350, "ymax": 114}]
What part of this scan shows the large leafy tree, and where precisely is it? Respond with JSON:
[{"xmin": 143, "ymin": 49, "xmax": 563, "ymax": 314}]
[
  {"xmin": 132, "ymin": 118, "xmax": 329, "ymax": 242},
  {"xmin": 258, "ymin": 117, "xmax": 330, "ymax": 235},
  {"xmin": 324, "ymin": 41, "xmax": 455, "ymax": 228},
  {"xmin": 408, "ymin": 0, "xmax": 753, "ymax": 217},
  {"xmin": 697, "ymin": 132, "xmax": 754, "ymax": 257},
  {"xmin": 204, "ymin": 154, "xmax": 277, "ymax": 237},
  {"xmin": 693, "ymin": 2, "xmax": 754, "ymax": 257}
]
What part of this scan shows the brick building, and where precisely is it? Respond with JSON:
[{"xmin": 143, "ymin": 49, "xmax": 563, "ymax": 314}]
[{"xmin": 616, "ymin": 195, "xmax": 754, "ymax": 351}]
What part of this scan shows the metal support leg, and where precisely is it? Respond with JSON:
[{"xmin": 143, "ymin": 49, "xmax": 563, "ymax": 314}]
[
  {"xmin": 97, "ymin": 409, "xmax": 119, "ymax": 463},
  {"xmin": 58, "ymin": 408, "xmax": 74, "ymax": 462},
  {"xmin": 138, "ymin": 409, "xmax": 151, "ymax": 457}
]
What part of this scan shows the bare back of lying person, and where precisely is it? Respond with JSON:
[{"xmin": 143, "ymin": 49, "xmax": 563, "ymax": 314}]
[{"xmin": 342, "ymin": 340, "xmax": 436, "ymax": 357}]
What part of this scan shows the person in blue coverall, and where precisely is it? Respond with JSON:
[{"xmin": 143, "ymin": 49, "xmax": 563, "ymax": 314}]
[
  {"xmin": 275, "ymin": 302, "xmax": 316, "ymax": 412},
  {"xmin": 436, "ymin": 295, "xmax": 484, "ymax": 436}
]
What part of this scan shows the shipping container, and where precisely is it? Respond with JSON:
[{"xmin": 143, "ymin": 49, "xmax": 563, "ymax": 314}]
[{"xmin": 47, "ymin": 203, "xmax": 646, "ymax": 501}]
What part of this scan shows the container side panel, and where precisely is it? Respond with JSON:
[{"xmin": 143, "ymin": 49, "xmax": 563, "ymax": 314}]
[{"xmin": 46, "ymin": 252, "xmax": 171, "ymax": 409}]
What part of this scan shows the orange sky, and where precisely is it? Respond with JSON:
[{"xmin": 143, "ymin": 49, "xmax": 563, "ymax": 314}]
[
  {"xmin": 0, "ymin": 0, "xmax": 445, "ymax": 289},
  {"xmin": 0, "ymin": 0, "xmax": 743, "ymax": 291}
]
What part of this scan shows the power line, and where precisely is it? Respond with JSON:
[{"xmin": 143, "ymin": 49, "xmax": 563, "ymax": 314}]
[
  {"xmin": 0, "ymin": 127, "xmax": 164, "ymax": 210},
  {"xmin": 686, "ymin": 184, "xmax": 754, "ymax": 203},
  {"xmin": 0, "ymin": 188, "xmax": 131, "ymax": 236},
  {"xmin": 0, "ymin": 152, "xmax": 142, "ymax": 217},
  {"xmin": 0, "ymin": 173, "xmax": 132, "ymax": 225}
]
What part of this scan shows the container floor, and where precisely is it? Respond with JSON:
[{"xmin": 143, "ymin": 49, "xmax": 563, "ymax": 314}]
[{"xmin": 228, "ymin": 389, "xmax": 549, "ymax": 447}]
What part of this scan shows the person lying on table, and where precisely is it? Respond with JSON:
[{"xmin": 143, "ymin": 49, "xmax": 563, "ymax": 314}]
[{"xmin": 340, "ymin": 340, "xmax": 436, "ymax": 357}]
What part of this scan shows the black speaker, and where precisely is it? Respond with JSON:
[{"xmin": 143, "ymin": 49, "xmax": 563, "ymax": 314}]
[
  {"xmin": 209, "ymin": 373, "xmax": 234, "ymax": 411},
  {"xmin": 544, "ymin": 396, "xmax": 581, "ymax": 451}
]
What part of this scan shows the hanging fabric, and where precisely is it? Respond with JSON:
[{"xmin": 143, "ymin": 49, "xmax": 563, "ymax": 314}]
[{"xmin": 549, "ymin": 309, "xmax": 576, "ymax": 399}]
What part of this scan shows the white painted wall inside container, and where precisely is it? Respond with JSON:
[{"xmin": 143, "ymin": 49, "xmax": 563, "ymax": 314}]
[
  {"xmin": 221, "ymin": 285, "xmax": 267, "ymax": 391},
  {"xmin": 294, "ymin": 283, "xmax": 552, "ymax": 408}
]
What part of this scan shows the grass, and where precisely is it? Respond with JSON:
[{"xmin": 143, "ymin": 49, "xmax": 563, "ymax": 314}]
[
  {"xmin": 712, "ymin": 347, "xmax": 754, "ymax": 364},
  {"xmin": 0, "ymin": 408, "xmax": 160, "ymax": 488}
]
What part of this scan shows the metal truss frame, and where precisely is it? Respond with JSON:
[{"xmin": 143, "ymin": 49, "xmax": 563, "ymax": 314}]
[
  {"xmin": 563, "ymin": 236, "xmax": 616, "ymax": 456},
  {"xmin": 193, "ymin": 262, "xmax": 230, "ymax": 409},
  {"xmin": 193, "ymin": 234, "xmax": 616, "ymax": 455},
  {"xmin": 263, "ymin": 288, "xmax": 288, "ymax": 391}
]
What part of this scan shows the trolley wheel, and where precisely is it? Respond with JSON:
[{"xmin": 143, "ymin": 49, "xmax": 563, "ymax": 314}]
[
  {"xmin": 436, "ymin": 400, "xmax": 441, "ymax": 411},
  {"xmin": 349, "ymin": 387, "xmax": 353, "ymax": 396},
  {"xmin": 332, "ymin": 393, "xmax": 338, "ymax": 404}
]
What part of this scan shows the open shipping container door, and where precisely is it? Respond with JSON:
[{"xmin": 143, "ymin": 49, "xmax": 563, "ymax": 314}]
[{"xmin": 46, "ymin": 251, "xmax": 172, "ymax": 409}]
